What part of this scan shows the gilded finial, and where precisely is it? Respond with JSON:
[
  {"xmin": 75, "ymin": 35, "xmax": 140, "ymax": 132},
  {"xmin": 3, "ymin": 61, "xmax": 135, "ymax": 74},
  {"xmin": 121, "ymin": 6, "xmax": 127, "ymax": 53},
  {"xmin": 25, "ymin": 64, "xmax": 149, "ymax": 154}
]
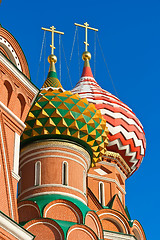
[
  {"xmin": 41, "ymin": 25, "xmax": 64, "ymax": 89},
  {"xmin": 48, "ymin": 54, "xmax": 57, "ymax": 64},
  {"xmin": 74, "ymin": 22, "xmax": 98, "ymax": 61},
  {"xmin": 41, "ymin": 25, "xmax": 64, "ymax": 56}
]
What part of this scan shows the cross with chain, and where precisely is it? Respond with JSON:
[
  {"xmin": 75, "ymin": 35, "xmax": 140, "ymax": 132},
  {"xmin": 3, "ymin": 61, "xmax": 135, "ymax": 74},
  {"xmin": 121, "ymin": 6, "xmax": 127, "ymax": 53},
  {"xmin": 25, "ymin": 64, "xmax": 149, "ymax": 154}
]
[
  {"xmin": 41, "ymin": 26, "xmax": 64, "ymax": 55},
  {"xmin": 74, "ymin": 22, "xmax": 98, "ymax": 52}
]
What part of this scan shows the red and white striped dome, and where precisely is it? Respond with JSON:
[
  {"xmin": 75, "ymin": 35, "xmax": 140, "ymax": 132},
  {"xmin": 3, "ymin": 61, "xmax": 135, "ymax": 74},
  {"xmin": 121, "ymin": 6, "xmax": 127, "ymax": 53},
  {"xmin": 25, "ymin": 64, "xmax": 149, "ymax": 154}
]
[{"xmin": 71, "ymin": 59, "xmax": 146, "ymax": 175}]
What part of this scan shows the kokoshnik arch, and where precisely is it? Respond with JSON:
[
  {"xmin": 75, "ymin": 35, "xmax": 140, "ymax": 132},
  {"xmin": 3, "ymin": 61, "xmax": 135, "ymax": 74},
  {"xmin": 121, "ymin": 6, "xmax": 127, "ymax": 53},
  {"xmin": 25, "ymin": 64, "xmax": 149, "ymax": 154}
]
[{"xmin": 0, "ymin": 22, "xmax": 146, "ymax": 240}]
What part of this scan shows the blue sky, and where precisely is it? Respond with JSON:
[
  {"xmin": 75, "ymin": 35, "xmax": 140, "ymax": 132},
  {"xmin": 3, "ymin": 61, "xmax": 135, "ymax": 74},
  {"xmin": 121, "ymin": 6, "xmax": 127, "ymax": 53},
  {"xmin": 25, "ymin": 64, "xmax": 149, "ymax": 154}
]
[{"xmin": 1, "ymin": 1, "xmax": 159, "ymax": 239}]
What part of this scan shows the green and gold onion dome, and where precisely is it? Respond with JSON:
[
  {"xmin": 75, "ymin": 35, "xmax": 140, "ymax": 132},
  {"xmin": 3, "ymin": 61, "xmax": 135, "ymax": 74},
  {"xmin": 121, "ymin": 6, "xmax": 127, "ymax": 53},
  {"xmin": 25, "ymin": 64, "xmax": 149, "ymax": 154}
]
[{"xmin": 21, "ymin": 54, "xmax": 109, "ymax": 165}]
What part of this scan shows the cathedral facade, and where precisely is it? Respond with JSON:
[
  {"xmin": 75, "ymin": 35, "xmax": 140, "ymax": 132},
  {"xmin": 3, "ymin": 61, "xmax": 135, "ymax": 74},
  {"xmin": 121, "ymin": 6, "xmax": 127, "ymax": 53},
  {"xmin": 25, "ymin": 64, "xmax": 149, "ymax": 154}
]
[{"xmin": 0, "ymin": 24, "xmax": 146, "ymax": 240}]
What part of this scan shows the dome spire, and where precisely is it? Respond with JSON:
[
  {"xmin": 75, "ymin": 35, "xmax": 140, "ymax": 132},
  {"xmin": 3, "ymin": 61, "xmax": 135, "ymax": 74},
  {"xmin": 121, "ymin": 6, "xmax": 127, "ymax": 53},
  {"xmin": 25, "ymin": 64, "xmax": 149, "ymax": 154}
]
[
  {"xmin": 74, "ymin": 22, "xmax": 98, "ymax": 78},
  {"xmin": 41, "ymin": 26, "xmax": 64, "ymax": 88}
]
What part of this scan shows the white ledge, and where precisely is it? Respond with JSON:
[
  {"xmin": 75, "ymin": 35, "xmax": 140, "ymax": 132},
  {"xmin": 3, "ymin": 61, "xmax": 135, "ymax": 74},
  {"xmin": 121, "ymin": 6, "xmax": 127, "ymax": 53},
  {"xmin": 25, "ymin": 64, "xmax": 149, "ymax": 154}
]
[
  {"xmin": 0, "ymin": 101, "xmax": 25, "ymax": 129},
  {"xmin": 103, "ymin": 230, "xmax": 136, "ymax": 240},
  {"xmin": 88, "ymin": 173, "xmax": 126, "ymax": 195},
  {"xmin": 0, "ymin": 52, "xmax": 39, "ymax": 103},
  {"xmin": 11, "ymin": 170, "xmax": 21, "ymax": 181},
  {"xmin": 0, "ymin": 211, "xmax": 34, "ymax": 240}
]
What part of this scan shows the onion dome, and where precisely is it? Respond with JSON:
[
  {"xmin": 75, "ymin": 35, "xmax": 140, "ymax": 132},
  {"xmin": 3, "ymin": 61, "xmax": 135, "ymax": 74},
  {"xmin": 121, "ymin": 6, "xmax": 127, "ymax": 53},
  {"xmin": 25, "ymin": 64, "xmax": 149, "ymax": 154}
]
[
  {"xmin": 71, "ymin": 51, "xmax": 146, "ymax": 175},
  {"xmin": 21, "ymin": 54, "xmax": 109, "ymax": 164}
]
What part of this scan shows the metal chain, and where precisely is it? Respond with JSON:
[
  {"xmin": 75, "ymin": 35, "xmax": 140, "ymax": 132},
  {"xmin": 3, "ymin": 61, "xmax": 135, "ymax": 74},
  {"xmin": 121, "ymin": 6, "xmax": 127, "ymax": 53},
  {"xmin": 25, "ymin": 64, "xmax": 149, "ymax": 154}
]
[
  {"xmin": 44, "ymin": 34, "xmax": 46, "ymax": 81},
  {"xmin": 36, "ymin": 31, "xmax": 46, "ymax": 84},
  {"xmin": 77, "ymin": 27, "xmax": 81, "ymax": 79},
  {"xmin": 94, "ymin": 31, "xmax": 96, "ymax": 78},
  {"xmin": 61, "ymin": 40, "xmax": 73, "ymax": 88},
  {"xmin": 96, "ymin": 33, "xmax": 119, "ymax": 97},
  {"xmin": 59, "ymin": 34, "xmax": 61, "ymax": 82},
  {"xmin": 68, "ymin": 26, "xmax": 77, "ymax": 69}
]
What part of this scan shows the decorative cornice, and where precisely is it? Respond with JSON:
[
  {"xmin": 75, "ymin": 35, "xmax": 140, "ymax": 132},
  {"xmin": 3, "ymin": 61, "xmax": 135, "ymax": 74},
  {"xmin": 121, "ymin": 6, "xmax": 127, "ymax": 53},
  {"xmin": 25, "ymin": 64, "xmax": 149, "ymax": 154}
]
[
  {"xmin": 19, "ymin": 191, "xmax": 87, "ymax": 206},
  {"xmin": 20, "ymin": 153, "xmax": 88, "ymax": 172},
  {"xmin": 0, "ymin": 36, "xmax": 22, "ymax": 70},
  {"xmin": 20, "ymin": 140, "xmax": 91, "ymax": 170},
  {"xmin": 103, "ymin": 151, "xmax": 131, "ymax": 175},
  {"xmin": 98, "ymin": 161, "xmax": 127, "ymax": 180},
  {"xmin": 18, "ymin": 184, "xmax": 87, "ymax": 201},
  {"xmin": 87, "ymin": 174, "xmax": 126, "ymax": 195}
]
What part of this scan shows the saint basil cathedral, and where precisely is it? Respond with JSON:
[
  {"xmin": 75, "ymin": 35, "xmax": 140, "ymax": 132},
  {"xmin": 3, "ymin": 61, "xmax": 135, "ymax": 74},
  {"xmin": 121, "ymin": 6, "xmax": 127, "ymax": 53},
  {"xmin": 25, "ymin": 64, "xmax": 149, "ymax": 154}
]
[{"xmin": 0, "ymin": 23, "xmax": 146, "ymax": 240}]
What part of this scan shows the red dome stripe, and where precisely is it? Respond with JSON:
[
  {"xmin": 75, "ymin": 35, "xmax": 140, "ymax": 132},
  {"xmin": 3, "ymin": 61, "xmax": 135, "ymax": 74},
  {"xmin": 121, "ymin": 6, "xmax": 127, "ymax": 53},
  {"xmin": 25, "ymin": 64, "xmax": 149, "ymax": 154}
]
[{"xmin": 71, "ymin": 66, "xmax": 146, "ymax": 176}]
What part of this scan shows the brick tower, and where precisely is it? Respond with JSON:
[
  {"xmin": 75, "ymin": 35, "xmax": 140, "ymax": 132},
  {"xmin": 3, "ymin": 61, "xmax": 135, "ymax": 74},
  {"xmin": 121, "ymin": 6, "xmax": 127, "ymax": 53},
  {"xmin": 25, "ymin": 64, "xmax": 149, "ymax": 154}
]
[{"xmin": 0, "ymin": 25, "xmax": 38, "ymax": 239}]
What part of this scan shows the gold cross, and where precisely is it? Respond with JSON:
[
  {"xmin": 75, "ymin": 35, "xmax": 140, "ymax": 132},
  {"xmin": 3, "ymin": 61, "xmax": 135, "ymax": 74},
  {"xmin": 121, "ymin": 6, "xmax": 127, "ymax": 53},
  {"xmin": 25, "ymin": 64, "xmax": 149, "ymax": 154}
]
[
  {"xmin": 41, "ymin": 26, "xmax": 64, "ymax": 55},
  {"xmin": 74, "ymin": 22, "xmax": 98, "ymax": 51}
]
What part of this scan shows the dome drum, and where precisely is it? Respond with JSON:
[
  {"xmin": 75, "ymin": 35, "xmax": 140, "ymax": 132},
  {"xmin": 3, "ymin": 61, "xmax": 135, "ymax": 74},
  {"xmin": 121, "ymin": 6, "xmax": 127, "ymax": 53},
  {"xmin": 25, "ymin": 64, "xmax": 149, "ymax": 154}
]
[{"xmin": 19, "ymin": 139, "xmax": 91, "ymax": 205}]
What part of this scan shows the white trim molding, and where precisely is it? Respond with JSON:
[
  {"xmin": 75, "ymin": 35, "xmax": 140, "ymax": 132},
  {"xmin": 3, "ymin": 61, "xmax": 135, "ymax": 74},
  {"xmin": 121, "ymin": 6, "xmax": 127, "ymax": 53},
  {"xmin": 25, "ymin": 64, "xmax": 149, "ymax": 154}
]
[
  {"xmin": 20, "ymin": 153, "xmax": 87, "ymax": 172},
  {"xmin": 103, "ymin": 230, "xmax": 136, "ymax": 240},
  {"xmin": 19, "ymin": 191, "xmax": 87, "ymax": 206},
  {"xmin": 18, "ymin": 183, "xmax": 87, "ymax": 201},
  {"xmin": 99, "ymin": 212, "xmax": 128, "ymax": 234},
  {"xmin": 13, "ymin": 132, "xmax": 20, "ymax": 175},
  {"xmin": 88, "ymin": 174, "xmax": 126, "ymax": 195},
  {"xmin": 0, "ymin": 101, "xmax": 25, "ymax": 129},
  {"xmin": 98, "ymin": 161, "xmax": 127, "ymax": 180},
  {"xmin": 0, "ymin": 211, "xmax": 34, "ymax": 240},
  {"xmin": 44, "ymin": 202, "xmax": 80, "ymax": 223},
  {"xmin": 18, "ymin": 204, "xmax": 40, "ymax": 215},
  {"xmin": 26, "ymin": 221, "xmax": 62, "ymax": 240},
  {"xmin": 0, "ymin": 36, "xmax": 22, "ymax": 70},
  {"xmin": 67, "ymin": 227, "xmax": 95, "ymax": 240},
  {"xmin": 132, "ymin": 223, "xmax": 144, "ymax": 240},
  {"xmin": 0, "ymin": 122, "xmax": 14, "ymax": 219},
  {"xmin": 11, "ymin": 170, "xmax": 21, "ymax": 181},
  {"xmin": 20, "ymin": 144, "xmax": 90, "ymax": 170},
  {"xmin": 86, "ymin": 213, "xmax": 100, "ymax": 238},
  {"xmin": 0, "ymin": 53, "xmax": 39, "ymax": 104}
]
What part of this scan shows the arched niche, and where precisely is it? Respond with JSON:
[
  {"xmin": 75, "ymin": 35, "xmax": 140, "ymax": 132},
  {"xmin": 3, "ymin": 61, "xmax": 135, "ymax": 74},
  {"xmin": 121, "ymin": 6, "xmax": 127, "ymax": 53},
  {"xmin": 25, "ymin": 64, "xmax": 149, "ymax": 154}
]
[
  {"xmin": 132, "ymin": 220, "xmax": 146, "ymax": 240},
  {"xmin": 85, "ymin": 211, "xmax": 103, "ymax": 239},
  {"xmin": 0, "ymin": 42, "xmax": 17, "ymax": 66},
  {"xmin": 2, "ymin": 80, "xmax": 13, "ymax": 106},
  {"xmin": 24, "ymin": 218, "xmax": 64, "ymax": 240},
  {"xmin": 132, "ymin": 228, "xmax": 142, "ymax": 240},
  {"xmin": 14, "ymin": 93, "xmax": 26, "ymax": 119},
  {"xmin": 18, "ymin": 200, "xmax": 41, "ymax": 223},
  {"xmin": 101, "ymin": 218, "xmax": 123, "ymax": 232},
  {"xmin": 0, "ymin": 45, "xmax": 10, "ymax": 59},
  {"xmin": 43, "ymin": 199, "xmax": 83, "ymax": 224},
  {"xmin": 67, "ymin": 224, "xmax": 99, "ymax": 240},
  {"xmin": 96, "ymin": 209, "xmax": 131, "ymax": 235}
]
